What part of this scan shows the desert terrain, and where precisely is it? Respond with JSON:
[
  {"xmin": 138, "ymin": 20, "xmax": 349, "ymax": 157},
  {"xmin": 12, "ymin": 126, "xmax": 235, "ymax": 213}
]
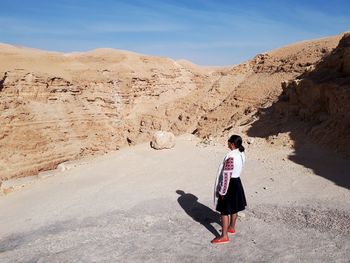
[
  {"xmin": 0, "ymin": 33, "xmax": 349, "ymax": 262},
  {"xmin": 1, "ymin": 33, "xmax": 349, "ymax": 182},
  {"xmin": 0, "ymin": 135, "xmax": 349, "ymax": 262}
]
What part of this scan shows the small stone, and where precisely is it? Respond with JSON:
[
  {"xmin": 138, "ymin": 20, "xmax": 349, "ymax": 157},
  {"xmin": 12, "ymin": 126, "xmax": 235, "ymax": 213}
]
[
  {"xmin": 247, "ymin": 138, "xmax": 254, "ymax": 144},
  {"xmin": 3, "ymin": 187, "xmax": 14, "ymax": 195},
  {"xmin": 57, "ymin": 163, "xmax": 67, "ymax": 172},
  {"xmin": 263, "ymin": 186, "xmax": 268, "ymax": 190}
]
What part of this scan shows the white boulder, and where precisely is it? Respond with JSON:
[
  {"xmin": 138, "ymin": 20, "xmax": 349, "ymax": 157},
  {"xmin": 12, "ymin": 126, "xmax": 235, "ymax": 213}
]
[{"xmin": 150, "ymin": 131, "xmax": 175, "ymax": 150}]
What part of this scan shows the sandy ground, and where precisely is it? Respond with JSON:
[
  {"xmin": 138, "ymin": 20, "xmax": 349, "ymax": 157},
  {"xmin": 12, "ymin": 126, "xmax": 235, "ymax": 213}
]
[{"xmin": 0, "ymin": 134, "xmax": 349, "ymax": 262}]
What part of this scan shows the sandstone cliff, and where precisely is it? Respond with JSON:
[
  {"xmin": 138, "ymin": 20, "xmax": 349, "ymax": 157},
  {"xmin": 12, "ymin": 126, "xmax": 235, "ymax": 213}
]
[
  {"xmin": 195, "ymin": 35, "xmax": 341, "ymax": 138},
  {"xmin": 0, "ymin": 33, "xmax": 348, "ymax": 181},
  {"xmin": 259, "ymin": 33, "xmax": 350, "ymax": 156},
  {"xmin": 0, "ymin": 46, "xmax": 214, "ymax": 180}
]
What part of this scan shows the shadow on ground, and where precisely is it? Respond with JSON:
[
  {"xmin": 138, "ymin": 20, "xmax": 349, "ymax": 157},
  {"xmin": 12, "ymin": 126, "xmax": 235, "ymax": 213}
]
[
  {"xmin": 248, "ymin": 112, "xmax": 350, "ymax": 190},
  {"xmin": 176, "ymin": 190, "xmax": 221, "ymax": 237}
]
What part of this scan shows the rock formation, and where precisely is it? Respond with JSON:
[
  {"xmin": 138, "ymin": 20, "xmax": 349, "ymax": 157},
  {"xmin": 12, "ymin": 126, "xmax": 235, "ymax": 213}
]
[
  {"xmin": 0, "ymin": 45, "xmax": 217, "ymax": 181},
  {"xmin": 195, "ymin": 35, "xmax": 341, "ymax": 139},
  {"xmin": 271, "ymin": 33, "xmax": 350, "ymax": 156},
  {"xmin": 0, "ymin": 33, "xmax": 348, "ymax": 182}
]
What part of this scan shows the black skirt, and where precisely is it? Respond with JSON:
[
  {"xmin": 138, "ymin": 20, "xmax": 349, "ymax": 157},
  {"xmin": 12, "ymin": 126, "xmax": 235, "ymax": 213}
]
[{"xmin": 216, "ymin": 177, "xmax": 247, "ymax": 215}]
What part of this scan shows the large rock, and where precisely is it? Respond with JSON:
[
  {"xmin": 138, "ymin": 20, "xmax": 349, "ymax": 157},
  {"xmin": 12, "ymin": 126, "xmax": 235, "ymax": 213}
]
[{"xmin": 150, "ymin": 131, "xmax": 175, "ymax": 150}]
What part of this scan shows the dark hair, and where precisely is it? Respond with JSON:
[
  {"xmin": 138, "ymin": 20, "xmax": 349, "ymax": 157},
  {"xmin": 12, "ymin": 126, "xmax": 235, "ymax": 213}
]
[{"xmin": 228, "ymin": 135, "xmax": 245, "ymax": 152}]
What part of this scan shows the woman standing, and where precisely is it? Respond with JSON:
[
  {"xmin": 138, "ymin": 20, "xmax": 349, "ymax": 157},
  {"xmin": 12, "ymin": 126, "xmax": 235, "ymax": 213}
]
[{"xmin": 212, "ymin": 135, "xmax": 247, "ymax": 244}]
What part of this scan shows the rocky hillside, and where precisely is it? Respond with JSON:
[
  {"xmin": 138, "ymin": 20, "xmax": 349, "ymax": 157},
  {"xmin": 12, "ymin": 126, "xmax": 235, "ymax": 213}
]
[
  {"xmin": 0, "ymin": 45, "xmax": 217, "ymax": 180},
  {"xmin": 0, "ymin": 33, "xmax": 347, "ymax": 181},
  {"xmin": 195, "ymin": 35, "xmax": 342, "ymax": 138},
  {"xmin": 252, "ymin": 32, "xmax": 350, "ymax": 157}
]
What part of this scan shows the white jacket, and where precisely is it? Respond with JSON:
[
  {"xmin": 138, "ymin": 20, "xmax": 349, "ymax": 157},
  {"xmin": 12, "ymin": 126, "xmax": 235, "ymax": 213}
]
[{"xmin": 214, "ymin": 149, "xmax": 245, "ymax": 206}]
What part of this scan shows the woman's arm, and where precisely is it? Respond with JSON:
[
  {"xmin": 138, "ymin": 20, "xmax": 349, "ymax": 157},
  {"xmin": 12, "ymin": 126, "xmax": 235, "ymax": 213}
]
[{"xmin": 218, "ymin": 157, "xmax": 234, "ymax": 196}]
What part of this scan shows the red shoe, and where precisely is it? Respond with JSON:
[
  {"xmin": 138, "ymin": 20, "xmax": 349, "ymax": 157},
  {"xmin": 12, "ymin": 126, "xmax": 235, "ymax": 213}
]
[
  {"xmin": 220, "ymin": 228, "xmax": 236, "ymax": 234},
  {"xmin": 211, "ymin": 237, "xmax": 230, "ymax": 244},
  {"xmin": 228, "ymin": 228, "xmax": 236, "ymax": 234}
]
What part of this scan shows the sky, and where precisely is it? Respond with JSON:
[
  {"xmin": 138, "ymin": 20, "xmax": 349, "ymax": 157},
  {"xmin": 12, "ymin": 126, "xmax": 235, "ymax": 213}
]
[{"xmin": 0, "ymin": 0, "xmax": 349, "ymax": 66}]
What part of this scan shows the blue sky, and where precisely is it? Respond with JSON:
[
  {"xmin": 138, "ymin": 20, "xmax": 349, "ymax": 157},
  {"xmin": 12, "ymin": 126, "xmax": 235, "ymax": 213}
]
[{"xmin": 0, "ymin": 0, "xmax": 349, "ymax": 65}]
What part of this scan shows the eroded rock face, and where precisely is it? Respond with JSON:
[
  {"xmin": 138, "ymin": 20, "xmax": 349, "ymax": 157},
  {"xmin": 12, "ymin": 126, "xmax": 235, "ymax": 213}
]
[
  {"xmin": 0, "ymin": 33, "xmax": 347, "ymax": 181},
  {"xmin": 275, "ymin": 33, "xmax": 350, "ymax": 156},
  {"xmin": 195, "ymin": 35, "xmax": 341, "ymax": 139},
  {"xmin": 0, "ymin": 47, "xmax": 216, "ymax": 181},
  {"xmin": 0, "ymin": 72, "xmax": 124, "ymax": 179},
  {"xmin": 150, "ymin": 131, "xmax": 175, "ymax": 150}
]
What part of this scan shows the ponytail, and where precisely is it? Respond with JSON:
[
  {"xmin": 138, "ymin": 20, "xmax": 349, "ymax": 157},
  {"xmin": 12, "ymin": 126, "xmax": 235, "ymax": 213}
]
[
  {"xmin": 228, "ymin": 135, "xmax": 245, "ymax": 152},
  {"xmin": 238, "ymin": 145, "xmax": 245, "ymax": 152}
]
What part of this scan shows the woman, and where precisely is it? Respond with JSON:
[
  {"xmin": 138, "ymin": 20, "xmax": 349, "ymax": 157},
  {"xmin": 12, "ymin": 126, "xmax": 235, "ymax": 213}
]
[{"xmin": 212, "ymin": 135, "xmax": 247, "ymax": 244}]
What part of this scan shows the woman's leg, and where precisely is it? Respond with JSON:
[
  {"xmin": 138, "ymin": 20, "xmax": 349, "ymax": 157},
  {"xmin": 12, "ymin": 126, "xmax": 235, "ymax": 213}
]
[
  {"xmin": 229, "ymin": 213, "xmax": 237, "ymax": 231},
  {"xmin": 211, "ymin": 214, "xmax": 230, "ymax": 243},
  {"xmin": 221, "ymin": 214, "xmax": 229, "ymax": 238}
]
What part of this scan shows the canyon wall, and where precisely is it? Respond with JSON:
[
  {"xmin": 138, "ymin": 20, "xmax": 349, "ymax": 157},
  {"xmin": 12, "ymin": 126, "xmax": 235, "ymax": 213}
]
[
  {"xmin": 195, "ymin": 35, "xmax": 342, "ymax": 138},
  {"xmin": 0, "ymin": 33, "xmax": 348, "ymax": 181},
  {"xmin": 272, "ymin": 33, "xmax": 350, "ymax": 156},
  {"xmin": 0, "ymin": 47, "xmax": 214, "ymax": 180}
]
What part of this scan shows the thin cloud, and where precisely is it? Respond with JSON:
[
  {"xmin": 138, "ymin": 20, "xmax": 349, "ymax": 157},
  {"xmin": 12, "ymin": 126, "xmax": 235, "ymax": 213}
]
[
  {"xmin": 0, "ymin": 17, "xmax": 83, "ymax": 36},
  {"xmin": 143, "ymin": 41, "xmax": 273, "ymax": 50},
  {"xmin": 86, "ymin": 23, "xmax": 187, "ymax": 33}
]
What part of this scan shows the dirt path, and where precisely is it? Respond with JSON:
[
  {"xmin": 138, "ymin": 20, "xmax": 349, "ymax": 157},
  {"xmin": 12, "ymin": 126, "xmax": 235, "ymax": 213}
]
[{"xmin": 0, "ymin": 135, "xmax": 349, "ymax": 262}]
